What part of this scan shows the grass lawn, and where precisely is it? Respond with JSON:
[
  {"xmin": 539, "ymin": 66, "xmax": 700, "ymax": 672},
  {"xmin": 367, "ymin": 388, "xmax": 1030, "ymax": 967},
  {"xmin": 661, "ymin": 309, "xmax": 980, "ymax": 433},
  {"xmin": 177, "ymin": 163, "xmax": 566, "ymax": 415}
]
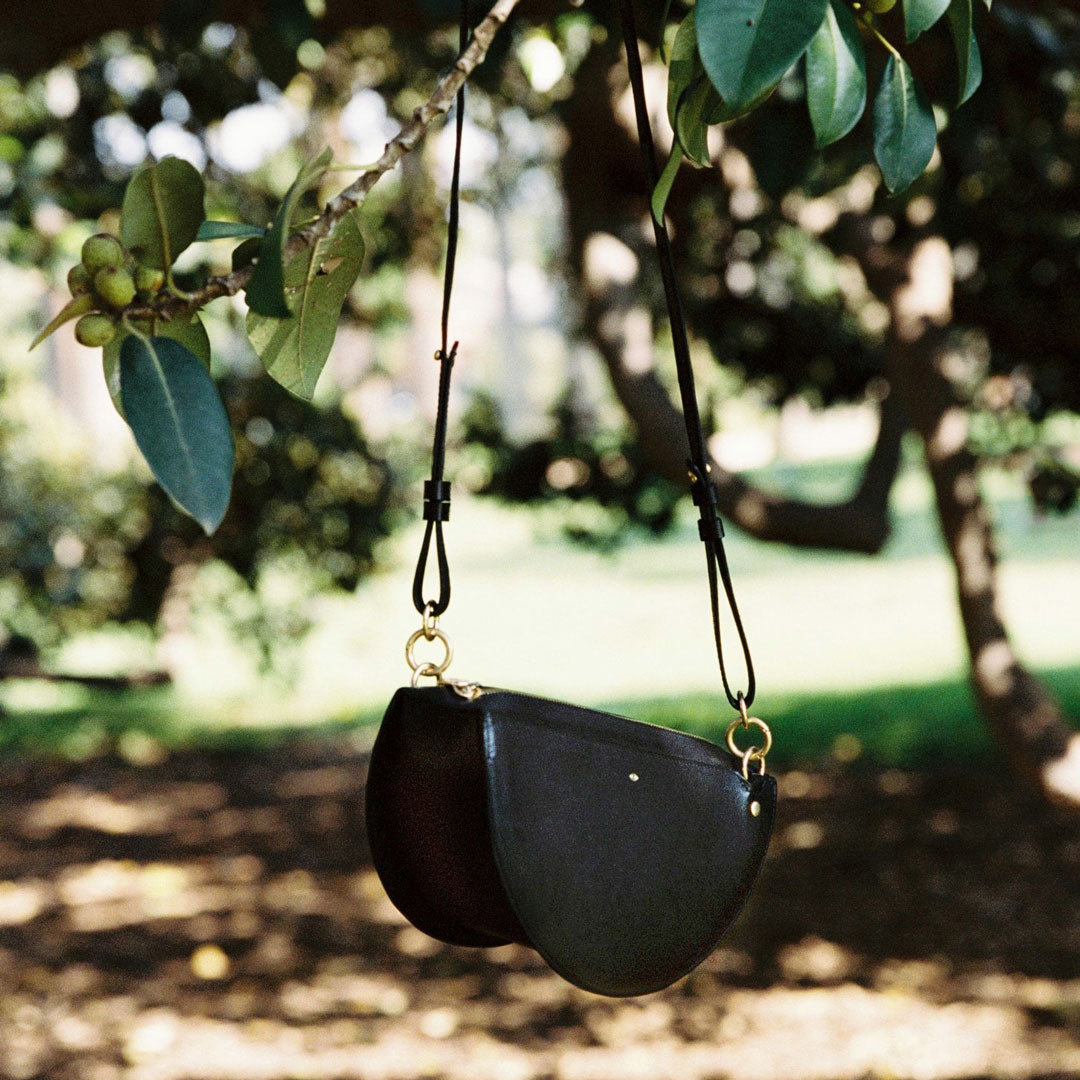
[{"xmin": 3, "ymin": 455, "xmax": 1077, "ymax": 766}]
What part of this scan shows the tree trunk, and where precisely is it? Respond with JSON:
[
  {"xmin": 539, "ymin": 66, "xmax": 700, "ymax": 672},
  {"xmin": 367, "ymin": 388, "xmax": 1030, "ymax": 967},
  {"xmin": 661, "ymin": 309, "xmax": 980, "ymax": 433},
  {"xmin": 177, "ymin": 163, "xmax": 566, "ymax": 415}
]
[
  {"xmin": 887, "ymin": 238, "xmax": 1080, "ymax": 807},
  {"xmin": 561, "ymin": 40, "xmax": 1079, "ymax": 807}
]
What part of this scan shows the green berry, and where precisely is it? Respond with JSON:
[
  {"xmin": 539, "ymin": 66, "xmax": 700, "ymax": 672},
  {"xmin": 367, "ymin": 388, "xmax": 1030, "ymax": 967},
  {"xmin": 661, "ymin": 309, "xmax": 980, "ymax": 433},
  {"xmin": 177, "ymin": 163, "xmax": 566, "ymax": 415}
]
[
  {"xmin": 866, "ymin": 0, "xmax": 897, "ymax": 12},
  {"xmin": 94, "ymin": 267, "xmax": 136, "ymax": 309},
  {"xmin": 74, "ymin": 313, "xmax": 117, "ymax": 348},
  {"xmin": 67, "ymin": 263, "xmax": 92, "ymax": 296},
  {"xmin": 81, "ymin": 233, "xmax": 126, "ymax": 274},
  {"xmin": 134, "ymin": 265, "xmax": 165, "ymax": 298}
]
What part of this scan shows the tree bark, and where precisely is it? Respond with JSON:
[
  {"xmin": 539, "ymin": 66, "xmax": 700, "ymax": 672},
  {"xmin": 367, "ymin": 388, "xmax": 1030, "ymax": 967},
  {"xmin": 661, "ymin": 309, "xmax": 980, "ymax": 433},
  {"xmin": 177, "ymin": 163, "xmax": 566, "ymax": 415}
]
[{"xmin": 887, "ymin": 238, "xmax": 1080, "ymax": 808}]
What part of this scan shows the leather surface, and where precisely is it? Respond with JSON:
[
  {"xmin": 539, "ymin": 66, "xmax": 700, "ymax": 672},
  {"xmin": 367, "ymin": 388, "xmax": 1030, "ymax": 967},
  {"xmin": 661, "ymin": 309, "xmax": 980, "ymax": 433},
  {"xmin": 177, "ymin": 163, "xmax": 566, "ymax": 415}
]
[
  {"xmin": 365, "ymin": 685, "xmax": 775, "ymax": 996},
  {"xmin": 365, "ymin": 686, "xmax": 525, "ymax": 946},
  {"xmin": 481, "ymin": 691, "xmax": 776, "ymax": 997}
]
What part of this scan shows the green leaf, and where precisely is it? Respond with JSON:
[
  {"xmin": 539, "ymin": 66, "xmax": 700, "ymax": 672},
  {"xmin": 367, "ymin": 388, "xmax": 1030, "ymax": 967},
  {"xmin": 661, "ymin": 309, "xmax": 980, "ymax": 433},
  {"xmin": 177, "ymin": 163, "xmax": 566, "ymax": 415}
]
[
  {"xmin": 246, "ymin": 210, "xmax": 365, "ymax": 400},
  {"xmin": 666, "ymin": 11, "xmax": 774, "ymax": 150},
  {"xmin": 667, "ymin": 12, "xmax": 702, "ymax": 129},
  {"xmin": 246, "ymin": 147, "xmax": 333, "ymax": 319},
  {"xmin": 103, "ymin": 314, "xmax": 211, "ymax": 417},
  {"xmin": 706, "ymin": 81, "xmax": 779, "ymax": 124},
  {"xmin": 652, "ymin": 145, "xmax": 684, "ymax": 224},
  {"xmin": 806, "ymin": 0, "xmax": 867, "ymax": 147},
  {"xmin": 29, "ymin": 294, "xmax": 94, "ymax": 350},
  {"xmin": 120, "ymin": 157, "xmax": 205, "ymax": 270},
  {"xmin": 119, "ymin": 334, "xmax": 234, "ymax": 534},
  {"xmin": 946, "ymin": 0, "xmax": 983, "ymax": 105},
  {"xmin": 674, "ymin": 79, "xmax": 716, "ymax": 166},
  {"xmin": 904, "ymin": 0, "xmax": 950, "ymax": 41},
  {"xmin": 697, "ymin": 0, "xmax": 828, "ymax": 111},
  {"xmin": 196, "ymin": 220, "xmax": 267, "ymax": 242},
  {"xmin": 872, "ymin": 54, "xmax": 937, "ymax": 194}
]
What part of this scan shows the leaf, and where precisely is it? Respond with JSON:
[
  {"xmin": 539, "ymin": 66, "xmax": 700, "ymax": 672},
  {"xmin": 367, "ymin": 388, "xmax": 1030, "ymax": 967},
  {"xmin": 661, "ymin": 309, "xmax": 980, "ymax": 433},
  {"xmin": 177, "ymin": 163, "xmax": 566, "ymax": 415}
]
[
  {"xmin": 246, "ymin": 147, "xmax": 333, "ymax": 318},
  {"xmin": 246, "ymin": 210, "xmax": 365, "ymax": 400},
  {"xmin": 29, "ymin": 294, "xmax": 93, "ymax": 350},
  {"xmin": 667, "ymin": 12, "xmax": 702, "ymax": 129},
  {"xmin": 120, "ymin": 157, "xmax": 205, "ymax": 270},
  {"xmin": 946, "ymin": 0, "xmax": 983, "ymax": 105},
  {"xmin": 806, "ymin": 0, "xmax": 867, "ymax": 147},
  {"xmin": 667, "ymin": 11, "xmax": 775, "ymax": 150},
  {"xmin": 652, "ymin": 145, "xmax": 684, "ymax": 223},
  {"xmin": 675, "ymin": 79, "xmax": 716, "ymax": 166},
  {"xmin": 103, "ymin": 314, "xmax": 211, "ymax": 417},
  {"xmin": 196, "ymin": 220, "xmax": 267, "ymax": 242},
  {"xmin": 697, "ymin": 0, "xmax": 828, "ymax": 111},
  {"xmin": 872, "ymin": 54, "xmax": 938, "ymax": 194},
  {"xmin": 904, "ymin": 0, "xmax": 950, "ymax": 41},
  {"xmin": 119, "ymin": 334, "xmax": 234, "ymax": 534}
]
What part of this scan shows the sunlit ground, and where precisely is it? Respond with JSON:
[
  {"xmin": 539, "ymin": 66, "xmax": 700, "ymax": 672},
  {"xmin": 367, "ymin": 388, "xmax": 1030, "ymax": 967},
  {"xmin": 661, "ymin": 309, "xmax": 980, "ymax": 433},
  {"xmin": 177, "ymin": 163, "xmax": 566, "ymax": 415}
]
[{"xmin": 2, "ymin": 738, "xmax": 1080, "ymax": 1079}]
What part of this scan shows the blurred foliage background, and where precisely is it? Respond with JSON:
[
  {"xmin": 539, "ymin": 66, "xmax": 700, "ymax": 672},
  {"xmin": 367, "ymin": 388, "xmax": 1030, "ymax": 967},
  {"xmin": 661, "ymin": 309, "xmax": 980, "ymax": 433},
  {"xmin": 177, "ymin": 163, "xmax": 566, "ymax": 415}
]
[{"xmin": 0, "ymin": 0, "xmax": 1076, "ymax": 770}]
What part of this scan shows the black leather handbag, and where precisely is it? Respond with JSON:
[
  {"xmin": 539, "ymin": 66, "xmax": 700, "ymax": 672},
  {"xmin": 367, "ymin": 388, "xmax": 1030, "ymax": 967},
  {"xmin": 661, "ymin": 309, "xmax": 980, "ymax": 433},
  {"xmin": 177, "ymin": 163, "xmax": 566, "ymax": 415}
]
[{"xmin": 365, "ymin": 0, "xmax": 777, "ymax": 998}]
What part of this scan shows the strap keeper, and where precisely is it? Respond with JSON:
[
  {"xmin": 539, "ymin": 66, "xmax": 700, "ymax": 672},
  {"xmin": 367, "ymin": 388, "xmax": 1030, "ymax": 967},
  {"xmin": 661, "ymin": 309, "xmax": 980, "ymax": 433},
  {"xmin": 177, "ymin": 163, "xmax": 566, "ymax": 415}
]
[
  {"xmin": 423, "ymin": 479, "xmax": 451, "ymax": 522},
  {"xmin": 697, "ymin": 514, "xmax": 725, "ymax": 543}
]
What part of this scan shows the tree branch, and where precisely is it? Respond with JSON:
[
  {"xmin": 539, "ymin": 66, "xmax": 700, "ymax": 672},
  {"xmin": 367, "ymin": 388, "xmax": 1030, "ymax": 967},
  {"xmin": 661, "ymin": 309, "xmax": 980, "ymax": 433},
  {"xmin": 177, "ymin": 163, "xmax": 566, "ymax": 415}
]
[{"xmin": 126, "ymin": 0, "xmax": 523, "ymax": 324}]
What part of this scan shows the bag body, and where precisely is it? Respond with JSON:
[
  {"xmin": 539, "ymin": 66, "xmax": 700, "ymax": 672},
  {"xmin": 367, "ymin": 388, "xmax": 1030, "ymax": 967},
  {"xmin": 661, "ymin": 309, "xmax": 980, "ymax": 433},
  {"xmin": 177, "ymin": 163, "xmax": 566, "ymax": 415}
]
[
  {"xmin": 366, "ymin": 684, "xmax": 776, "ymax": 996},
  {"xmin": 367, "ymin": 0, "xmax": 778, "ymax": 1000}
]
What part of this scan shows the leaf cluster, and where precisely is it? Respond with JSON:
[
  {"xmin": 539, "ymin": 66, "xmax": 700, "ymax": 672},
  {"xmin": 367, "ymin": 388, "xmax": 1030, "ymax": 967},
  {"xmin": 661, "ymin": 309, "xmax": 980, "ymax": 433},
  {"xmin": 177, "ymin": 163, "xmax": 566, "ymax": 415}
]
[
  {"xmin": 656, "ymin": 0, "xmax": 988, "ymax": 218},
  {"xmin": 32, "ymin": 149, "xmax": 365, "ymax": 535}
]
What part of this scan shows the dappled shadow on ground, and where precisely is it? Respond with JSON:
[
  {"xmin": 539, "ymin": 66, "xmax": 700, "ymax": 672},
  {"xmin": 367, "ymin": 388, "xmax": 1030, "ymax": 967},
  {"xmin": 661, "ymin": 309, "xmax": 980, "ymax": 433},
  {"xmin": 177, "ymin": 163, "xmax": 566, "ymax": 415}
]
[{"xmin": 1, "ymin": 737, "xmax": 1080, "ymax": 1080}]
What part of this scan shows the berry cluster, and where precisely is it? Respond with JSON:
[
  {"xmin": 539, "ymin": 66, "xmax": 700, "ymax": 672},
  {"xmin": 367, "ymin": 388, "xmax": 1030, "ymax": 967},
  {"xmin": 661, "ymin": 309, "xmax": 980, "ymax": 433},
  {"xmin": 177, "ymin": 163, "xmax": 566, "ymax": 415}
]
[{"xmin": 66, "ymin": 234, "xmax": 165, "ymax": 347}]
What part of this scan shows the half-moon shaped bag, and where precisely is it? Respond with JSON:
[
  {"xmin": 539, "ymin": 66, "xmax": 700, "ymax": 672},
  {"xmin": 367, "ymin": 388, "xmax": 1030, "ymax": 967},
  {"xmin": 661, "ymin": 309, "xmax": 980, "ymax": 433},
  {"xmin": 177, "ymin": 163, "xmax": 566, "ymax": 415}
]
[
  {"xmin": 366, "ymin": 684, "xmax": 775, "ymax": 996},
  {"xmin": 364, "ymin": 0, "xmax": 777, "ymax": 997}
]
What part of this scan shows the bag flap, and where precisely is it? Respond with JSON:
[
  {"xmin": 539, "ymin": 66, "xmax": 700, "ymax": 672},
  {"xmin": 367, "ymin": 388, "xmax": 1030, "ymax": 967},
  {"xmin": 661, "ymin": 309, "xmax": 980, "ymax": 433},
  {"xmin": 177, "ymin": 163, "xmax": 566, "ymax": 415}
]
[
  {"xmin": 481, "ymin": 691, "xmax": 775, "ymax": 996},
  {"xmin": 366, "ymin": 686, "xmax": 524, "ymax": 947}
]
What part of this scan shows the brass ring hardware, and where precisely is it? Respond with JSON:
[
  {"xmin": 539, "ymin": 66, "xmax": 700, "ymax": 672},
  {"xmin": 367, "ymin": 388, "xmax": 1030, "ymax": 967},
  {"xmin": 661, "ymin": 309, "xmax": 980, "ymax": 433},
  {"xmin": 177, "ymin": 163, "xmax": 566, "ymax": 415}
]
[
  {"xmin": 411, "ymin": 662, "xmax": 441, "ymax": 687},
  {"xmin": 726, "ymin": 713, "xmax": 772, "ymax": 780},
  {"xmin": 422, "ymin": 602, "xmax": 438, "ymax": 640},
  {"xmin": 405, "ymin": 625, "xmax": 453, "ymax": 681},
  {"xmin": 737, "ymin": 692, "xmax": 750, "ymax": 729}
]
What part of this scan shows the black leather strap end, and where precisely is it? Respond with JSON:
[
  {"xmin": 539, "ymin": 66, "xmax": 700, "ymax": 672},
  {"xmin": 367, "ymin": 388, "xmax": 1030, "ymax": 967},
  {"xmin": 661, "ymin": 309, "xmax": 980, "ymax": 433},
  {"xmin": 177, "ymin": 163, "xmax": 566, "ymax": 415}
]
[
  {"xmin": 697, "ymin": 515, "xmax": 725, "ymax": 543},
  {"xmin": 423, "ymin": 479, "xmax": 451, "ymax": 522}
]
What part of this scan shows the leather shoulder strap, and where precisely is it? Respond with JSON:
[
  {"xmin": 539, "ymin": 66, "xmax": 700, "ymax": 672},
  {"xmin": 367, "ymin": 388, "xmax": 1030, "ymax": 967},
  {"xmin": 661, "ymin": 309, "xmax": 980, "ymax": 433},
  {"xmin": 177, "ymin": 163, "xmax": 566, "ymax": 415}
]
[
  {"xmin": 615, "ymin": 0, "xmax": 755, "ymax": 708},
  {"xmin": 412, "ymin": 0, "xmax": 469, "ymax": 618},
  {"xmin": 413, "ymin": 0, "xmax": 758, "ymax": 709}
]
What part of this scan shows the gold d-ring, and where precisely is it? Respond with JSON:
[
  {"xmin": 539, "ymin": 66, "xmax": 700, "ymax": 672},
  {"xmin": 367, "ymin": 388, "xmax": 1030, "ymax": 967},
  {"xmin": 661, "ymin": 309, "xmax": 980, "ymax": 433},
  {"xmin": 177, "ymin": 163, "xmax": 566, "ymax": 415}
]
[
  {"xmin": 405, "ymin": 626, "xmax": 453, "ymax": 678},
  {"xmin": 726, "ymin": 714, "xmax": 772, "ymax": 779}
]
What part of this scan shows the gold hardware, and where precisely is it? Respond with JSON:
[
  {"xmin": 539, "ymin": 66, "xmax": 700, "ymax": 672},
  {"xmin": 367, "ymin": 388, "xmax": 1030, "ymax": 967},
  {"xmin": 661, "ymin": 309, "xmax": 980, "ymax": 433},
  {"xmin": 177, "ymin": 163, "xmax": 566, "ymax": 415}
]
[
  {"xmin": 726, "ymin": 711, "xmax": 772, "ymax": 781},
  {"xmin": 411, "ymin": 662, "xmax": 441, "ymax": 687},
  {"xmin": 629, "ymin": 772, "xmax": 640, "ymax": 782},
  {"xmin": 421, "ymin": 602, "xmax": 438, "ymax": 640},
  {"xmin": 443, "ymin": 678, "xmax": 482, "ymax": 700},
  {"xmin": 405, "ymin": 605, "xmax": 453, "ymax": 685},
  {"xmin": 750, "ymin": 800, "xmax": 761, "ymax": 817}
]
